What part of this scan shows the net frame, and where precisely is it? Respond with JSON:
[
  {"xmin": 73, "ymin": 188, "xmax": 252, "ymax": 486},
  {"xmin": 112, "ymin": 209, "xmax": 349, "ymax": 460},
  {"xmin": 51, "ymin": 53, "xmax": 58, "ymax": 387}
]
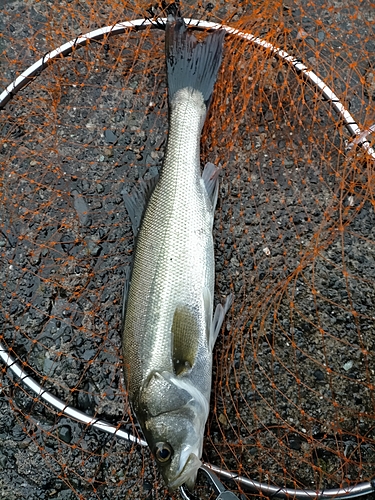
[{"xmin": 1, "ymin": 16, "xmax": 375, "ymax": 499}]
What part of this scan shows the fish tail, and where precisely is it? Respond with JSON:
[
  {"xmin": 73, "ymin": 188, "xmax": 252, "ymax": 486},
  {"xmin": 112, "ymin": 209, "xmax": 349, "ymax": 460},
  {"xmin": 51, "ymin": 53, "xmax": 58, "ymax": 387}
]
[{"xmin": 165, "ymin": 15, "xmax": 225, "ymax": 108}]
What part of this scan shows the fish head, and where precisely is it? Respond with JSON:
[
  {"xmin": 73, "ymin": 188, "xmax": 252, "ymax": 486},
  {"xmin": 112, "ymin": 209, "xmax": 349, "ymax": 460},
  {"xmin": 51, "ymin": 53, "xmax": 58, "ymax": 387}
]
[
  {"xmin": 146, "ymin": 410, "xmax": 203, "ymax": 490},
  {"xmin": 137, "ymin": 370, "xmax": 210, "ymax": 491}
]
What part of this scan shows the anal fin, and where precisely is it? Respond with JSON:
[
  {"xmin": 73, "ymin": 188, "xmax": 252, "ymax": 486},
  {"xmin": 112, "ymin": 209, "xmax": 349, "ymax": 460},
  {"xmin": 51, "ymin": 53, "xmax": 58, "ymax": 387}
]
[{"xmin": 209, "ymin": 294, "xmax": 233, "ymax": 351}]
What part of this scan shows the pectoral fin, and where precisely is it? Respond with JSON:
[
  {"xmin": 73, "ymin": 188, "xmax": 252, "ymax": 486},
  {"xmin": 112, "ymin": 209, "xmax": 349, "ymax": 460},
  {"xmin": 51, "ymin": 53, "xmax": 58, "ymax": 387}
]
[{"xmin": 171, "ymin": 306, "xmax": 199, "ymax": 376}]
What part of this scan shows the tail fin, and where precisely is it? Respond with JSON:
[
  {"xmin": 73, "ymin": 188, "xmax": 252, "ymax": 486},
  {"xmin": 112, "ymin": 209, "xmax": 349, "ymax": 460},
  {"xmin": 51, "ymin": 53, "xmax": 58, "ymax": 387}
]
[{"xmin": 165, "ymin": 17, "xmax": 225, "ymax": 108}]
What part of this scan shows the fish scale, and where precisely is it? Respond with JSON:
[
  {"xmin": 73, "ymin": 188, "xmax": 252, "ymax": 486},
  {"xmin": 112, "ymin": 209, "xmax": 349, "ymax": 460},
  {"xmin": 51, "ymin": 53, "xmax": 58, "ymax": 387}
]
[
  {"xmin": 124, "ymin": 87, "xmax": 214, "ymax": 401},
  {"xmin": 122, "ymin": 13, "xmax": 228, "ymax": 491}
]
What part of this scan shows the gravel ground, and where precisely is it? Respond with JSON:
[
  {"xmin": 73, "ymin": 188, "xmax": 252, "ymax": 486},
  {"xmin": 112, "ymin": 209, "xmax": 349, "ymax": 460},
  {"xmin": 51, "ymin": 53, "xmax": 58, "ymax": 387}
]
[{"xmin": 1, "ymin": 1, "xmax": 375, "ymax": 499}]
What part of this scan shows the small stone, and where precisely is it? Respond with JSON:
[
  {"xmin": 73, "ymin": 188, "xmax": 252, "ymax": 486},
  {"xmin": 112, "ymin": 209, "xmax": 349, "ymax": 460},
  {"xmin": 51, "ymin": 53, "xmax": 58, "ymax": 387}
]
[
  {"xmin": 313, "ymin": 369, "xmax": 325, "ymax": 381},
  {"xmin": 12, "ymin": 424, "xmax": 26, "ymax": 441},
  {"xmin": 82, "ymin": 349, "xmax": 96, "ymax": 361},
  {"xmin": 104, "ymin": 129, "xmax": 118, "ymax": 144},
  {"xmin": 143, "ymin": 480, "xmax": 152, "ymax": 492},
  {"xmin": 289, "ymin": 435, "xmax": 302, "ymax": 450},
  {"xmin": 58, "ymin": 425, "xmax": 72, "ymax": 443},
  {"xmin": 230, "ymin": 256, "xmax": 240, "ymax": 267},
  {"xmin": 77, "ymin": 391, "xmax": 91, "ymax": 411},
  {"xmin": 218, "ymin": 413, "xmax": 228, "ymax": 426},
  {"xmin": 103, "ymin": 147, "xmax": 113, "ymax": 157},
  {"xmin": 86, "ymin": 239, "xmax": 101, "ymax": 256},
  {"xmin": 71, "ymin": 190, "xmax": 89, "ymax": 225},
  {"xmin": 343, "ymin": 360, "xmax": 353, "ymax": 371},
  {"xmin": 43, "ymin": 357, "xmax": 56, "ymax": 374}
]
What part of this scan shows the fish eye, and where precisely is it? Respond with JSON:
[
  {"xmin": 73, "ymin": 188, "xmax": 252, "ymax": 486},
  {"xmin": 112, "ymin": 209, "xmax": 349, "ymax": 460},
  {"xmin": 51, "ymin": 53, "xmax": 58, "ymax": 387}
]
[{"xmin": 155, "ymin": 442, "xmax": 173, "ymax": 463}]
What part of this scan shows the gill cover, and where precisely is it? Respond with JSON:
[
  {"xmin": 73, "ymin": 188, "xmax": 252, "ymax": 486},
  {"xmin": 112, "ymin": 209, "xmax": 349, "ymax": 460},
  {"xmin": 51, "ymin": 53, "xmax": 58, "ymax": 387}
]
[{"xmin": 139, "ymin": 370, "xmax": 208, "ymax": 418}]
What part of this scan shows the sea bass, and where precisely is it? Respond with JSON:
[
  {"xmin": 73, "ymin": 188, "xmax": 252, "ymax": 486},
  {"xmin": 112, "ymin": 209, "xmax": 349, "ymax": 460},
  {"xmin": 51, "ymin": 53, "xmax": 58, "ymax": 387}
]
[{"xmin": 122, "ymin": 14, "xmax": 229, "ymax": 491}]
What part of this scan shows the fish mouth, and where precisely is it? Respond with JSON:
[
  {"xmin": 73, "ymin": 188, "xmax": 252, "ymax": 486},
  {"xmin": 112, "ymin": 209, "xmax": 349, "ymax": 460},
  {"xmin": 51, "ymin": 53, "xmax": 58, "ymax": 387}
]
[{"xmin": 168, "ymin": 452, "xmax": 201, "ymax": 490}]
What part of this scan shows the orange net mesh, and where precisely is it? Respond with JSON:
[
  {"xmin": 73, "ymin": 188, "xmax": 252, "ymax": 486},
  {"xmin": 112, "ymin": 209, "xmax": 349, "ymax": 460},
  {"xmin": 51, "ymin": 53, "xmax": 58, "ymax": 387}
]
[{"xmin": 1, "ymin": 0, "xmax": 375, "ymax": 499}]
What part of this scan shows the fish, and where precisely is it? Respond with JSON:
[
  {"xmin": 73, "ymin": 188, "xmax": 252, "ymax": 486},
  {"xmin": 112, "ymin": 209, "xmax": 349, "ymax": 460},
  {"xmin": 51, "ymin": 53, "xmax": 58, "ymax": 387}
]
[{"xmin": 121, "ymin": 11, "xmax": 230, "ymax": 491}]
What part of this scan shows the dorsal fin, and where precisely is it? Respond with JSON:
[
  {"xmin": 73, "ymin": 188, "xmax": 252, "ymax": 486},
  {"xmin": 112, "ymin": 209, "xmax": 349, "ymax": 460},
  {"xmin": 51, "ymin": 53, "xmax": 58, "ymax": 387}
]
[
  {"xmin": 202, "ymin": 162, "xmax": 220, "ymax": 211},
  {"xmin": 121, "ymin": 264, "xmax": 131, "ymax": 326},
  {"xmin": 121, "ymin": 173, "xmax": 159, "ymax": 236}
]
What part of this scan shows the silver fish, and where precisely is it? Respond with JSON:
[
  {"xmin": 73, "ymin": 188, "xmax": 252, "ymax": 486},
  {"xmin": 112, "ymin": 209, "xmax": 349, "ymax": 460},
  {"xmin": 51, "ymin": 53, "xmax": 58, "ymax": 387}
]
[{"xmin": 122, "ymin": 14, "xmax": 230, "ymax": 491}]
